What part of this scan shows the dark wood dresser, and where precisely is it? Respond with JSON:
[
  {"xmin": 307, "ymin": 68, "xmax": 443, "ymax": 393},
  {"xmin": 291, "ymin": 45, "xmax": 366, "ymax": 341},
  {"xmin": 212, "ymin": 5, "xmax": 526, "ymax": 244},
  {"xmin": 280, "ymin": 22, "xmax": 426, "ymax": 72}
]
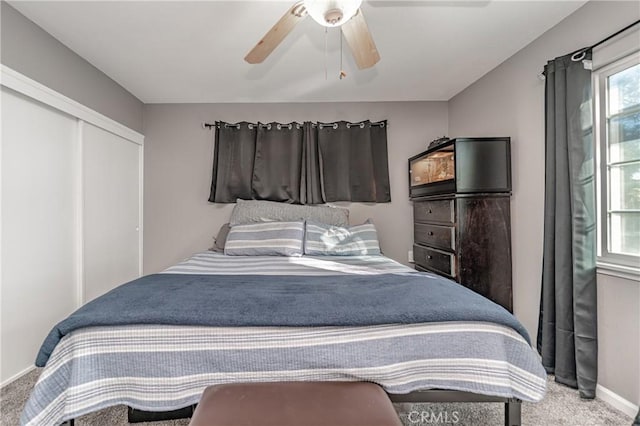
[
  {"xmin": 409, "ymin": 138, "xmax": 512, "ymax": 311},
  {"xmin": 412, "ymin": 194, "xmax": 512, "ymax": 311}
]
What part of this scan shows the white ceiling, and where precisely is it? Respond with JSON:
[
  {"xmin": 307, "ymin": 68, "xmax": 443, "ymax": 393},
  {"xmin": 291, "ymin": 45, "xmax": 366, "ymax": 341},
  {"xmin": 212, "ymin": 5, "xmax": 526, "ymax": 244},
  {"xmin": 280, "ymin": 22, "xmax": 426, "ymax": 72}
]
[{"xmin": 9, "ymin": 1, "xmax": 587, "ymax": 104}]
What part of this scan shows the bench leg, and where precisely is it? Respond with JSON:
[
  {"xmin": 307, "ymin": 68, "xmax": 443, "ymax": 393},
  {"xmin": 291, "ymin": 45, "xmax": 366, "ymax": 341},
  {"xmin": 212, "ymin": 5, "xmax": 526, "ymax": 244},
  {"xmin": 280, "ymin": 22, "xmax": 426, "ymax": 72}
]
[{"xmin": 504, "ymin": 400, "xmax": 521, "ymax": 426}]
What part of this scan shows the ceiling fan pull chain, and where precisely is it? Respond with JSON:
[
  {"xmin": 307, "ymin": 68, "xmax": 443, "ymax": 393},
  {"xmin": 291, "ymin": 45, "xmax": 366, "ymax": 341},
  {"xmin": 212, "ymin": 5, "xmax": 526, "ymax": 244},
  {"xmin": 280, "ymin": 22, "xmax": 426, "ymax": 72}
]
[
  {"xmin": 324, "ymin": 27, "xmax": 328, "ymax": 80},
  {"xmin": 339, "ymin": 30, "xmax": 346, "ymax": 80}
]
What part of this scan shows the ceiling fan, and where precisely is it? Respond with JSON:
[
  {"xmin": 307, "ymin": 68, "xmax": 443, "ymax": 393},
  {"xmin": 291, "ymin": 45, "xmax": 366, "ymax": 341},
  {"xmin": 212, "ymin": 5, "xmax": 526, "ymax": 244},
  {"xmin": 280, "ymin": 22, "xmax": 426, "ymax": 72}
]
[{"xmin": 244, "ymin": 0, "xmax": 380, "ymax": 70}]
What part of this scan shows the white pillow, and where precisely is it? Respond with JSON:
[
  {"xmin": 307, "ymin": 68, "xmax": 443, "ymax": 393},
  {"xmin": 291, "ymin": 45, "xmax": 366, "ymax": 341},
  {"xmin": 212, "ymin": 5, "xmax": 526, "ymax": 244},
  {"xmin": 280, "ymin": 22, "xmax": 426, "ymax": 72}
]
[{"xmin": 304, "ymin": 220, "xmax": 381, "ymax": 256}]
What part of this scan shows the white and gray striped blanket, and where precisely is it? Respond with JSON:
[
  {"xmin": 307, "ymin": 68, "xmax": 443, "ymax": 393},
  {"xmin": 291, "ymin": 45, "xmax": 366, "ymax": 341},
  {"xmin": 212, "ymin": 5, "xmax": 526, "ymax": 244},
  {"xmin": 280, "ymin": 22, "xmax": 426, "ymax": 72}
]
[
  {"xmin": 164, "ymin": 251, "xmax": 413, "ymax": 275},
  {"xmin": 21, "ymin": 252, "xmax": 546, "ymax": 426}
]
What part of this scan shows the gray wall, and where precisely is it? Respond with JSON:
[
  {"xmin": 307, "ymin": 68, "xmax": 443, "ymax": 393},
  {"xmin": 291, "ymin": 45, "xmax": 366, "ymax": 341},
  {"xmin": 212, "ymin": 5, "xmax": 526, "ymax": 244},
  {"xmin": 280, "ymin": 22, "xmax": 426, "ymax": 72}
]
[
  {"xmin": 142, "ymin": 102, "xmax": 448, "ymax": 273},
  {"xmin": 597, "ymin": 274, "xmax": 640, "ymax": 406},
  {"xmin": 448, "ymin": 1, "xmax": 640, "ymax": 406},
  {"xmin": 0, "ymin": 2, "xmax": 143, "ymax": 132}
]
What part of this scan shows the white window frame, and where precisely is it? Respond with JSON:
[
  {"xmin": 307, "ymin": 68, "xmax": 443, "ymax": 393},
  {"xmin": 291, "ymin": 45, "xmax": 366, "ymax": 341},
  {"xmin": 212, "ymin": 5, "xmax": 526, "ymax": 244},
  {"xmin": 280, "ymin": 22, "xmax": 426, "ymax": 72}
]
[{"xmin": 593, "ymin": 51, "xmax": 640, "ymax": 281}]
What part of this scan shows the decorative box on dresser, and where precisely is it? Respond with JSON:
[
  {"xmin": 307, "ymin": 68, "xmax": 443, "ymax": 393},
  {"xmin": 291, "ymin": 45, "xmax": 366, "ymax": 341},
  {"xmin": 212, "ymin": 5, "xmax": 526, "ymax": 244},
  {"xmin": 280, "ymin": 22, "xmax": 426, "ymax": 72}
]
[{"xmin": 409, "ymin": 137, "xmax": 513, "ymax": 312}]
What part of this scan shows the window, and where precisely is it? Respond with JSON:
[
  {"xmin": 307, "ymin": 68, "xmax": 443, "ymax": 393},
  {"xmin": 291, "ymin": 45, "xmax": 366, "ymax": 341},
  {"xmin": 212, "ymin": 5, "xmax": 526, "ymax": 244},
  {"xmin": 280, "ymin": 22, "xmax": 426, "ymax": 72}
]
[{"xmin": 594, "ymin": 52, "xmax": 640, "ymax": 272}]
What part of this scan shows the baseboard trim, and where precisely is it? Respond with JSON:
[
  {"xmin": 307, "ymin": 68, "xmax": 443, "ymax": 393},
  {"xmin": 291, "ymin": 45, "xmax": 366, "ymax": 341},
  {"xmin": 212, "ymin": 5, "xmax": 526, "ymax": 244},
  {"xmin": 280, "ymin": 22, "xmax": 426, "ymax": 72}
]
[
  {"xmin": 596, "ymin": 384, "xmax": 639, "ymax": 419},
  {"xmin": 1, "ymin": 365, "xmax": 36, "ymax": 388}
]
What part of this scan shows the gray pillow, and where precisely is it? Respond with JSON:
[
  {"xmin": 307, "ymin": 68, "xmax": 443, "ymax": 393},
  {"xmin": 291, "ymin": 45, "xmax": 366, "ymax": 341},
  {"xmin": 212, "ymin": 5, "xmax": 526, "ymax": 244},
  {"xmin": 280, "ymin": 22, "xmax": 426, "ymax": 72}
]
[
  {"xmin": 304, "ymin": 220, "xmax": 381, "ymax": 256},
  {"xmin": 210, "ymin": 223, "xmax": 231, "ymax": 252},
  {"xmin": 224, "ymin": 221, "xmax": 305, "ymax": 256},
  {"xmin": 230, "ymin": 199, "xmax": 349, "ymax": 227}
]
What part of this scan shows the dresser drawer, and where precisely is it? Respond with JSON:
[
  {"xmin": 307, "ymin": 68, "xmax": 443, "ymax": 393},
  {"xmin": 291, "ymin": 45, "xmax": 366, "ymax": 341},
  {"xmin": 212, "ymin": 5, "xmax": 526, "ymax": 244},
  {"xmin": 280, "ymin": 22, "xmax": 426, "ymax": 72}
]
[
  {"xmin": 413, "ymin": 244, "xmax": 456, "ymax": 278},
  {"xmin": 414, "ymin": 264, "xmax": 429, "ymax": 273},
  {"xmin": 413, "ymin": 199, "xmax": 454, "ymax": 224},
  {"xmin": 414, "ymin": 223, "xmax": 455, "ymax": 251}
]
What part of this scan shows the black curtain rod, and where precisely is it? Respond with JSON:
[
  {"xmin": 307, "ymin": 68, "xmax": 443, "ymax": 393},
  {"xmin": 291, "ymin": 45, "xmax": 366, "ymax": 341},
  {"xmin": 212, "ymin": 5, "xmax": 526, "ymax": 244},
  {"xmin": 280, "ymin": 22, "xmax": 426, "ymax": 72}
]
[
  {"xmin": 591, "ymin": 19, "xmax": 640, "ymax": 50},
  {"xmin": 573, "ymin": 19, "xmax": 640, "ymax": 57},
  {"xmin": 202, "ymin": 121, "xmax": 387, "ymax": 129}
]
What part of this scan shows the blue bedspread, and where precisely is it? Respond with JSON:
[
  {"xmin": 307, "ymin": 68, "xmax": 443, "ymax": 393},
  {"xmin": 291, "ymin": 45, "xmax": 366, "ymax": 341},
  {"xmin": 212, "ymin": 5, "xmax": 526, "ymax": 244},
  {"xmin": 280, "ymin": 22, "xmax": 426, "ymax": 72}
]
[{"xmin": 37, "ymin": 272, "xmax": 529, "ymax": 366}]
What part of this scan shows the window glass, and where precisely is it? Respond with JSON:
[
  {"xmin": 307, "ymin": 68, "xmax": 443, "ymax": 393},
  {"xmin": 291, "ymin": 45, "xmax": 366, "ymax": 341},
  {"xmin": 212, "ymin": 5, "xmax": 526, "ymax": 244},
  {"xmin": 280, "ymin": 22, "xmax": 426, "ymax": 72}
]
[
  {"xmin": 608, "ymin": 64, "xmax": 640, "ymax": 115},
  {"xmin": 605, "ymin": 62, "xmax": 640, "ymax": 257},
  {"xmin": 608, "ymin": 111, "xmax": 640, "ymax": 163}
]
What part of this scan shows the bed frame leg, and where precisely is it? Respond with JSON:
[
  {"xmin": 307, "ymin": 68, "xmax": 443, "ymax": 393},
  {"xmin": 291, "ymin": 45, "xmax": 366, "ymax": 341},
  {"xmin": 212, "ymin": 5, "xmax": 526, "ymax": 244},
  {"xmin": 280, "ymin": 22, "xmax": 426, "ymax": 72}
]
[
  {"xmin": 61, "ymin": 420, "xmax": 74, "ymax": 426},
  {"xmin": 505, "ymin": 399, "xmax": 521, "ymax": 426}
]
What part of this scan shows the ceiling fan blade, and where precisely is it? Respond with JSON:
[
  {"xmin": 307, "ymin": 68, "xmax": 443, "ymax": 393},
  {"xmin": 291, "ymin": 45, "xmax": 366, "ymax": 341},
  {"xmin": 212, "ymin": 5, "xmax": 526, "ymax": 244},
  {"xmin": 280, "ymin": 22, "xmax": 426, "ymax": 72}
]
[
  {"xmin": 341, "ymin": 9, "xmax": 380, "ymax": 70},
  {"xmin": 244, "ymin": 1, "xmax": 307, "ymax": 64}
]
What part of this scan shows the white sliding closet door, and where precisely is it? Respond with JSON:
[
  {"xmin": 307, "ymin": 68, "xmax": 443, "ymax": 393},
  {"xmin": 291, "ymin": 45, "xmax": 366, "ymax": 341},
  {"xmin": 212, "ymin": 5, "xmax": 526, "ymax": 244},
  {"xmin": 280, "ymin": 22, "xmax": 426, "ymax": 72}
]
[
  {"xmin": 1, "ymin": 88, "xmax": 79, "ymax": 383},
  {"xmin": 82, "ymin": 123, "xmax": 141, "ymax": 302},
  {"xmin": 1, "ymin": 67, "xmax": 144, "ymax": 385}
]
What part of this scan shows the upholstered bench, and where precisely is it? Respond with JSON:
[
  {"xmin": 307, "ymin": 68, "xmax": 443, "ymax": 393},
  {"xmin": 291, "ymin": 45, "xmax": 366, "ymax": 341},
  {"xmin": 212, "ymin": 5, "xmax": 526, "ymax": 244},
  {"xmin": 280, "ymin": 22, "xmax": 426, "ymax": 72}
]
[{"xmin": 189, "ymin": 381, "xmax": 403, "ymax": 426}]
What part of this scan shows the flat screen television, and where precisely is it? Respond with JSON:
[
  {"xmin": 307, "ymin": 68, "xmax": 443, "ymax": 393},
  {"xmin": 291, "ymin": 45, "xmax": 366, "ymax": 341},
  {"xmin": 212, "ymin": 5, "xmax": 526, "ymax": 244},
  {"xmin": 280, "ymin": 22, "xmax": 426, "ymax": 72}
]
[{"xmin": 408, "ymin": 137, "xmax": 511, "ymax": 198}]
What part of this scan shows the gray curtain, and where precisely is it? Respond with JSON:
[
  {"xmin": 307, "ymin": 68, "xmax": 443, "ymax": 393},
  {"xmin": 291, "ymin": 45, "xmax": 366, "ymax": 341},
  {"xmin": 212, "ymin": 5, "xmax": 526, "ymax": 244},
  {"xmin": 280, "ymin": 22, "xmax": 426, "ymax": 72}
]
[
  {"xmin": 253, "ymin": 122, "xmax": 304, "ymax": 203},
  {"xmin": 317, "ymin": 120, "xmax": 391, "ymax": 202},
  {"xmin": 209, "ymin": 120, "xmax": 390, "ymax": 204},
  {"xmin": 301, "ymin": 122, "xmax": 324, "ymax": 204},
  {"xmin": 537, "ymin": 50, "xmax": 598, "ymax": 399},
  {"xmin": 208, "ymin": 121, "xmax": 256, "ymax": 203}
]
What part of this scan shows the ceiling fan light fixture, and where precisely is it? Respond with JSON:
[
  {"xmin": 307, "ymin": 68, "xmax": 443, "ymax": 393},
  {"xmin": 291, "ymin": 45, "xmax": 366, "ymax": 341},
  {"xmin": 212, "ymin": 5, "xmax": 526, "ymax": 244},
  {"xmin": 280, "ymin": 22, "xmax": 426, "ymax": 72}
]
[
  {"xmin": 303, "ymin": 0, "xmax": 363, "ymax": 27},
  {"xmin": 245, "ymin": 0, "xmax": 379, "ymax": 69}
]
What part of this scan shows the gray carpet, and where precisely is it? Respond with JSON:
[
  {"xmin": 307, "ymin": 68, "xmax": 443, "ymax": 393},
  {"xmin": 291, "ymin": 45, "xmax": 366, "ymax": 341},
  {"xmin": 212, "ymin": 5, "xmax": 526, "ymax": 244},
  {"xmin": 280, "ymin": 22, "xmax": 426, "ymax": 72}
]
[{"xmin": 1, "ymin": 369, "xmax": 633, "ymax": 425}]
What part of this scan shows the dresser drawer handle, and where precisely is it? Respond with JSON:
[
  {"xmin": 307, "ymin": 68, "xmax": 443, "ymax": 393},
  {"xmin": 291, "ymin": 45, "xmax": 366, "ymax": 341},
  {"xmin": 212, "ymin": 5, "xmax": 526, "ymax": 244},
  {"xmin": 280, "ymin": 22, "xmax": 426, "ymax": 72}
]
[
  {"xmin": 427, "ymin": 209, "xmax": 432, "ymax": 214},
  {"xmin": 428, "ymin": 231, "xmax": 434, "ymax": 236},
  {"xmin": 426, "ymin": 255, "xmax": 433, "ymax": 260}
]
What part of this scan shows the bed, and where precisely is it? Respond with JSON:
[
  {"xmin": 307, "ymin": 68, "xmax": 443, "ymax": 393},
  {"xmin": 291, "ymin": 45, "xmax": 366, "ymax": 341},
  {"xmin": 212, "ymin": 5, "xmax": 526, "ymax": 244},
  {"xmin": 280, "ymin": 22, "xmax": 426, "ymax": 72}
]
[{"xmin": 21, "ymin": 251, "xmax": 546, "ymax": 426}]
